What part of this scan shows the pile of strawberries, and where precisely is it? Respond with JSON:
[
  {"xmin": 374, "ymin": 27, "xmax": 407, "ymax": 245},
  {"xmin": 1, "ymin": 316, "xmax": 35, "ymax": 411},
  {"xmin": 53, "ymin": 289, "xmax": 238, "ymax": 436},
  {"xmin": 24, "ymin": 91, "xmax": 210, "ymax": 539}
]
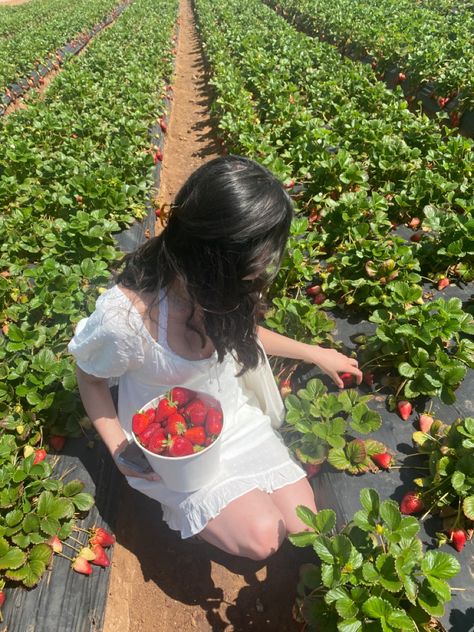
[{"xmin": 132, "ymin": 387, "xmax": 223, "ymax": 458}]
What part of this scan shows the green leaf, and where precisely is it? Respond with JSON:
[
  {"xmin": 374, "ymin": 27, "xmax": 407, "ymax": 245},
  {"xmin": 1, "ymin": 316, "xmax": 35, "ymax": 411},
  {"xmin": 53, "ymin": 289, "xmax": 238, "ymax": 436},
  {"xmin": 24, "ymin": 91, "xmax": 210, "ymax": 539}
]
[
  {"xmin": 327, "ymin": 448, "xmax": 350, "ymax": 471},
  {"xmin": 314, "ymin": 509, "xmax": 337, "ymax": 534},
  {"xmin": 387, "ymin": 608, "xmax": 417, "ymax": 631},
  {"xmin": 0, "ymin": 545, "xmax": 27, "ymax": 570},
  {"xmin": 22, "ymin": 513, "xmax": 40, "ymax": 534},
  {"xmin": 417, "ymin": 580, "xmax": 445, "ymax": 618},
  {"xmin": 427, "ymin": 577, "xmax": 451, "ymax": 603},
  {"xmin": 62, "ymin": 480, "xmax": 84, "ymax": 497},
  {"xmin": 296, "ymin": 505, "xmax": 319, "ymax": 529},
  {"xmin": 289, "ymin": 531, "xmax": 317, "ymax": 548},
  {"xmin": 359, "ymin": 488, "xmax": 380, "ymax": 515},
  {"xmin": 337, "ymin": 618, "xmax": 362, "ymax": 632},
  {"xmin": 313, "ymin": 535, "xmax": 334, "ymax": 564},
  {"xmin": 332, "ymin": 535, "xmax": 353, "ymax": 565},
  {"xmin": 463, "ymin": 495, "xmax": 474, "ymax": 520},
  {"xmin": 376, "ymin": 554, "xmax": 403, "ymax": 592},
  {"xmin": 379, "ymin": 500, "xmax": 401, "ymax": 531},
  {"xmin": 421, "ymin": 550, "xmax": 461, "ymax": 580},
  {"xmin": 335, "ymin": 596, "xmax": 358, "ymax": 620},
  {"xmin": 5, "ymin": 509, "xmax": 24, "ymax": 527},
  {"xmin": 30, "ymin": 543, "xmax": 53, "ymax": 564},
  {"xmin": 362, "ymin": 595, "xmax": 393, "ymax": 619},
  {"xmin": 399, "ymin": 362, "xmax": 416, "ymax": 378},
  {"xmin": 39, "ymin": 516, "xmax": 60, "ymax": 537}
]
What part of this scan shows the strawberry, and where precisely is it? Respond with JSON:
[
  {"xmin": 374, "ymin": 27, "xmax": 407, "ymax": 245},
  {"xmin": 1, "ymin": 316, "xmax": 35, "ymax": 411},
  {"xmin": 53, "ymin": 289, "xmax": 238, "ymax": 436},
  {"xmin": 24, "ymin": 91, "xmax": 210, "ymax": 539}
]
[
  {"xmin": 400, "ymin": 491, "xmax": 424, "ymax": 515},
  {"xmin": 159, "ymin": 118, "xmax": 167, "ymax": 133},
  {"xmin": 363, "ymin": 371, "xmax": 374, "ymax": 387},
  {"xmin": 437, "ymin": 277, "xmax": 450, "ymax": 291},
  {"xmin": 33, "ymin": 448, "xmax": 47, "ymax": 465},
  {"xmin": 284, "ymin": 179, "xmax": 295, "ymax": 189},
  {"xmin": 307, "ymin": 285, "xmax": 321, "ymax": 296},
  {"xmin": 304, "ymin": 463, "xmax": 321, "ymax": 479},
  {"xmin": 168, "ymin": 435, "xmax": 194, "ymax": 457},
  {"xmin": 408, "ymin": 217, "xmax": 420, "ymax": 229},
  {"xmin": 397, "ymin": 400, "xmax": 412, "ymax": 421},
  {"xmin": 418, "ymin": 413, "xmax": 434, "ymax": 433},
  {"xmin": 0, "ymin": 590, "xmax": 5, "ymax": 607},
  {"xmin": 72, "ymin": 556, "xmax": 93, "ymax": 575},
  {"xmin": 163, "ymin": 413, "xmax": 187, "ymax": 436},
  {"xmin": 49, "ymin": 435, "xmax": 66, "ymax": 452},
  {"xmin": 146, "ymin": 427, "xmax": 167, "ymax": 454},
  {"xmin": 139, "ymin": 422, "xmax": 161, "ymax": 446},
  {"xmin": 449, "ymin": 529, "xmax": 467, "ymax": 552},
  {"xmin": 340, "ymin": 372, "xmax": 355, "ymax": 388},
  {"xmin": 184, "ymin": 426, "xmax": 206, "ymax": 445},
  {"xmin": 410, "ymin": 232, "xmax": 422, "ymax": 242},
  {"xmin": 438, "ymin": 97, "xmax": 449, "ymax": 108},
  {"xmin": 153, "ymin": 148, "xmax": 163, "ymax": 163},
  {"xmin": 90, "ymin": 526, "xmax": 115, "ymax": 548},
  {"xmin": 155, "ymin": 207, "xmax": 161, "ymax": 218},
  {"xmin": 143, "ymin": 407, "xmax": 157, "ymax": 422},
  {"xmin": 170, "ymin": 386, "xmax": 195, "ymax": 407},
  {"xmin": 371, "ymin": 452, "xmax": 392, "ymax": 470},
  {"xmin": 313, "ymin": 293, "xmax": 326, "ymax": 305},
  {"xmin": 280, "ymin": 378, "xmax": 292, "ymax": 399},
  {"xmin": 398, "ymin": 72, "xmax": 406, "ymax": 81},
  {"xmin": 90, "ymin": 544, "xmax": 110, "ymax": 567},
  {"xmin": 132, "ymin": 412, "xmax": 151, "ymax": 435},
  {"xmin": 155, "ymin": 397, "xmax": 177, "ymax": 423},
  {"xmin": 183, "ymin": 398, "xmax": 208, "ymax": 426},
  {"xmin": 450, "ymin": 111, "xmax": 460, "ymax": 127},
  {"xmin": 205, "ymin": 408, "xmax": 224, "ymax": 436},
  {"xmin": 48, "ymin": 535, "xmax": 63, "ymax": 553}
]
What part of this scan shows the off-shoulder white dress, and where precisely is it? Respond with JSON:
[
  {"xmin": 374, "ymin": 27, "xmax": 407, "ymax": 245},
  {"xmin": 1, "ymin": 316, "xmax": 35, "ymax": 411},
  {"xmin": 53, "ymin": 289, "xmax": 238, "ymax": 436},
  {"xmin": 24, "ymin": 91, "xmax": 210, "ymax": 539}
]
[{"xmin": 68, "ymin": 285, "xmax": 305, "ymax": 538}]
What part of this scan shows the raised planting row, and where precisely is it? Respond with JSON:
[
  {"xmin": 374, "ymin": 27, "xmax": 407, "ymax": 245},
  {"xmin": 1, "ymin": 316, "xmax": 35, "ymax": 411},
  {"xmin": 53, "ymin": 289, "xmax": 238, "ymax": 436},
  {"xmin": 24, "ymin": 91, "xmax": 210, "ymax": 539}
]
[
  {"xmin": 0, "ymin": 0, "xmax": 178, "ymax": 606},
  {"xmin": 0, "ymin": 0, "xmax": 121, "ymax": 93},
  {"xmin": 194, "ymin": 0, "xmax": 474, "ymax": 401},
  {"xmin": 266, "ymin": 0, "xmax": 474, "ymax": 118}
]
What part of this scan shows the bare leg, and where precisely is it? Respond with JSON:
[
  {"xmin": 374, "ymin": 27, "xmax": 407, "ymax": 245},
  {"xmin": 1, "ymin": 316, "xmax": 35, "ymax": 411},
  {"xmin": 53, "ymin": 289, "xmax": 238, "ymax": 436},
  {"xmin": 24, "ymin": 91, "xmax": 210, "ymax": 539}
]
[
  {"xmin": 268, "ymin": 477, "xmax": 317, "ymax": 533},
  {"xmin": 197, "ymin": 488, "xmax": 287, "ymax": 560}
]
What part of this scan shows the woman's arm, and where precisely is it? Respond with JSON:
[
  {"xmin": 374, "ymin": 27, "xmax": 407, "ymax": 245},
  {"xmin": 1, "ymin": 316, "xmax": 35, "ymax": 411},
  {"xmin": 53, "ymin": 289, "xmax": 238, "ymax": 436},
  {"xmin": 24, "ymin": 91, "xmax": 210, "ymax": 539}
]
[
  {"xmin": 257, "ymin": 326, "xmax": 362, "ymax": 389},
  {"xmin": 76, "ymin": 367, "xmax": 160, "ymax": 480}
]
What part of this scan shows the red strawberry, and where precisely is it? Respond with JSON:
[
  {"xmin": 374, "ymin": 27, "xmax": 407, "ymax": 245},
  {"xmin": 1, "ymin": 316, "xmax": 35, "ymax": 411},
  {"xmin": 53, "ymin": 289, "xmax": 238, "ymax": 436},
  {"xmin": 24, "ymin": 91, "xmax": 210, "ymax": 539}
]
[
  {"xmin": 449, "ymin": 529, "xmax": 467, "ymax": 552},
  {"xmin": 153, "ymin": 148, "xmax": 163, "ymax": 163},
  {"xmin": 184, "ymin": 426, "xmax": 206, "ymax": 445},
  {"xmin": 164, "ymin": 413, "xmax": 187, "ymax": 436},
  {"xmin": 400, "ymin": 491, "xmax": 424, "ymax": 515},
  {"xmin": 398, "ymin": 72, "xmax": 406, "ymax": 81},
  {"xmin": 143, "ymin": 407, "xmax": 157, "ymax": 421},
  {"xmin": 419, "ymin": 413, "xmax": 434, "ymax": 433},
  {"xmin": 168, "ymin": 435, "xmax": 194, "ymax": 457},
  {"xmin": 410, "ymin": 232, "xmax": 422, "ymax": 242},
  {"xmin": 183, "ymin": 398, "xmax": 208, "ymax": 426},
  {"xmin": 49, "ymin": 435, "xmax": 66, "ymax": 452},
  {"xmin": 204, "ymin": 437, "xmax": 213, "ymax": 447},
  {"xmin": 132, "ymin": 412, "xmax": 151, "ymax": 436},
  {"xmin": 90, "ymin": 544, "xmax": 110, "ymax": 567},
  {"xmin": 363, "ymin": 372, "xmax": 374, "ymax": 387},
  {"xmin": 90, "ymin": 527, "xmax": 115, "ymax": 548},
  {"xmin": 313, "ymin": 293, "xmax": 326, "ymax": 305},
  {"xmin": 205, "ymin": 408, "xmax": 223, "ymax": 436},
  {"xmin": 284, "ymin": 179, "xmax": 295, "ymax": 189},
  {"xmin": 146, "ymin": 427, "xmax": 167, "ymax": 454},
  {"xmin": 372, "ymin": 452, "xmax": 392, "ymax": 470},
  {"xmin": 408, "ymin": 217, "xmax": 420, "ymax": 229},
  {"xmin": 139, "ymin": 422, "xmax": 161, "ymax": 446},
  {"xmin": 72, "ymin": 556, "xmax": 93, "ymax": 575},
  {"xmin": 397, "ymin": 400, "xmax": 412, "ymax": 421},
  {"xmin": 305, "ymin": 463, "xmax": 321, "ymax": 479},
  {"xmin": 0, "ymin": 590, "xmax": 5, "ymax": 607},
  {"xmin": 280, "ymin": 378, "xmax": 292, "ymax": 399},
  {"xmin": 159, "ymin": 118, "xmax": 167, "ymax": 133},
  {"xmin": 437, "ymin": 277, "xmax": 450, "ymax": 291},
  {"xmin": 33, "ymin": 449, "xmax": 47, "ymax": 465},
  {"xmin": 48, "ymin": 535, "xmax": 63, "ymax": 553},
  {"xmin": 340, "ymin": 372, "xmax": 355, "ymax": 388},
  {"xmin": 170, "ymin": 386, "xmax": 195, "ymax": 407},
  {"xmin": 155, "ymin": 397, "xmax": 177, "ymax": 423},
  {"xmin": 307, "ymin": 285, "xmax": 322, "ymax": 296}
]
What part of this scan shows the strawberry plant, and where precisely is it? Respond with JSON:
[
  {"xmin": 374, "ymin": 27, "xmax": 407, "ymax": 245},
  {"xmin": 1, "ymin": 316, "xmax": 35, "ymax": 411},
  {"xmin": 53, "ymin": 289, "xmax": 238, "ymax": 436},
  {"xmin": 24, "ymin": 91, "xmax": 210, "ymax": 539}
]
[
  {"xmin": 410, "ymin": 416, "xmax": 474, "ymax": 551},
  {"xmin": 361, "ymin": 296, "xmax": 474, "ymax": 403},
  {"xmin": 290, "ymin": 488, "xmax": 461, "ymax": 631},
  {"xmin": 283, "ymin": 378, "xmax": 385, "ymax": 472}
]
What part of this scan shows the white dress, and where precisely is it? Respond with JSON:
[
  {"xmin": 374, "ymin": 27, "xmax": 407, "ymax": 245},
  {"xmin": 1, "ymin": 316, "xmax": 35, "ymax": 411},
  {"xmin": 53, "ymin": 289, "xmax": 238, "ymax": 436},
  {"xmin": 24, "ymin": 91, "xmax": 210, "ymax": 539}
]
[{"xmin": 68, "ymin": 285, "xmax": 306, "ymax": 538}]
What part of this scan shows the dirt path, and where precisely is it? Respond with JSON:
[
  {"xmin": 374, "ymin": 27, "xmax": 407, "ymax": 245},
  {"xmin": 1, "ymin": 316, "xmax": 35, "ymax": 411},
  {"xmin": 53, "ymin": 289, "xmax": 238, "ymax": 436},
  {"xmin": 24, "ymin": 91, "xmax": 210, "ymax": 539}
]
[
  {"xmin": 102, "ymin": 1, "xmax": 311, "ymax": 630},
  {"xmin": 0, "ymin": 0, "xmax": 31, "ymax": 6}
]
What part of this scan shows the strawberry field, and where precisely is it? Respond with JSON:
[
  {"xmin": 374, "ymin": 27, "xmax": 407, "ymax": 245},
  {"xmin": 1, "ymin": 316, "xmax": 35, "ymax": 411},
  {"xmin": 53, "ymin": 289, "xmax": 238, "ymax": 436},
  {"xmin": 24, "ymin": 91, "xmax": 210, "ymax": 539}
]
[{"xmin": 1, "ymin": 0, "xmax": 474, "ymax": 629}]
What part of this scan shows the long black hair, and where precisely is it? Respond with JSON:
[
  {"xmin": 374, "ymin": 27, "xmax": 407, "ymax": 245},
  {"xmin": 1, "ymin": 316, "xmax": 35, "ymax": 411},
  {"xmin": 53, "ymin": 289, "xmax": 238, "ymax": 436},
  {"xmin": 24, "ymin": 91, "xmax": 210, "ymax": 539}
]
[{"xmin": 116, "ymin": 155, "xmax": 293, "ymax": 372}]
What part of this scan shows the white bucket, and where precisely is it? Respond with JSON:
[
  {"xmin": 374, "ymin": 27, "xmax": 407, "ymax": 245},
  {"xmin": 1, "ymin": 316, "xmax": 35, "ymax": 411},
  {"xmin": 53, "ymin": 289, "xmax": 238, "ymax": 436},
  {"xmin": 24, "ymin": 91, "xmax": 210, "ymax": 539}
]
[{"xmin": 132, "ymin": 391, "xmax": 224, "ymax": 493}]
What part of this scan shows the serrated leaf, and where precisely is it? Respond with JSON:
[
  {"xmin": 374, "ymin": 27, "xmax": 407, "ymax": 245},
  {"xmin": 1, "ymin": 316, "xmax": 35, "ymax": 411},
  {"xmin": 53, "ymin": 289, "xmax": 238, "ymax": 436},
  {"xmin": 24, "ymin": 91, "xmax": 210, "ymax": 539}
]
[
  {"xmin": 22, "ymin": 513, "xmax": 40, "ymax": 534},
  {"xmin": 335, "ymin": 596, "xmax": 358, "ymax": 619},
  {"xmin": 289, "ymin": 531, "xmax": 317, "ymax": 548},
  {"xmin": 327, "ymin": 448, "xmax": 351, "ymax": 470},
  {"xmin": 0, "ymin": 546, "xmax": 27, "ymax": 570},
  {"xmin": 313, "ymin": 535, "xmax": 334, "ymax": 564},
  {"xmin": 421, "ymin": 550, "xmax": 460, "ymax": 580},
  {"xmin": 337, "ymin": 616, "xmax": 362, "ymax": 631},
  {"xmin": 417, "ymin": 580, "xmax": 445, "ymax": 618},
  {"xmin": 332, "ymin": 535, "xmax": 353, "ymax": 565},
  {"xmin": 5, "ymin": 509, "xmax": 23, "ymax": 527},
  {"xmin": 39, "ymin": 516, "xmax": 60, "ymax": 537},
  {"xmin": 314, "ymin": 509, "xmax": 337, "ymax": 534},
  {"xmin": 30, "ymin": 543, "xmax": 53, "ymax": 564},
  {"xmin": 326, "ymin": 586, "xmax": 350, "ymax": 604},
  {"xmin": 62, "ymin": 480, "xmax": 84, "ymax": 497},
  {"xmin": 427, "ymin": 577, "xmax": 451, "ymax": 603},
  {"xmin": 19, "ymin": 558, "xmax": 46, "ymax": 588},
  {"xmin": 376, "ymin": 554, "xmax": 403, "ymax": 592},
  {"xmin": 362, "ymin": 595, "xmax": 393, "ymax": 619},
  {"xmin": 359, "ymin": 488, "xmax": 380, "ymax": 515},
  {"xmin": 11, "ymin": 533, "xmax": 31, "ymax": 548},
  {"xmin": 380, "ymin": 500, "xmax": 401, "ymax": 531},
  {"xmin": 463, "ymin": 495, "xmax": 474, "ymax": 520},
  {"xmin": 387, "ymin": 608, "xmax": 417, "ymax": 631},
  {"xmin": 296, "ymin": 505, "xmax": 319, "ymax": 529}
]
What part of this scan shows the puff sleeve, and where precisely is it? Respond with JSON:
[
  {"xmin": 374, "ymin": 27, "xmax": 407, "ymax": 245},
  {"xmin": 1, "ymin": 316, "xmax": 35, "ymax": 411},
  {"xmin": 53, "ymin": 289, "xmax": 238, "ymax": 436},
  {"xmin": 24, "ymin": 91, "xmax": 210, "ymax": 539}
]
[{"xmin": 68, "ymin": 291, "xmax": 145, "ymax": 378}]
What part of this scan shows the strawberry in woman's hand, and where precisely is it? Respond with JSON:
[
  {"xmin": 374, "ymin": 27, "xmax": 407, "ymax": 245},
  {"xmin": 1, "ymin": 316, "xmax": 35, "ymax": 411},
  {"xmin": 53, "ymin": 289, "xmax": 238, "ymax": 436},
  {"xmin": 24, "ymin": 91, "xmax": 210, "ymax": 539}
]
[
  {"xmin": 168, "ymin": 435, "xmax": 194, "ymax": 457},
  {"xmin": 155, "ymin": 397, "xmax": 177, "ymax": 423},
  {"xmin": 183, "ymin": 398, "xmax": 208, "ymax": 426},
  {"xmin": 205, "ymin": 408, "xmax": 223, "ymax": 436},
  {"xmin": 340, "ymin": 372, "xmax": 355, "ymax": 388},
  {"xmin": 170, "ymin": 386, "xmax": 195, "ymax": 407}
]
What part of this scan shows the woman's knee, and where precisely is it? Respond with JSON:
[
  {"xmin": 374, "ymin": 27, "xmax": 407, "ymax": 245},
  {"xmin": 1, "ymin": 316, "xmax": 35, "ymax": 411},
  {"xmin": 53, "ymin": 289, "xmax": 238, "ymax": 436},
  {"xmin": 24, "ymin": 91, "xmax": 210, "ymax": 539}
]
[{"xmin": 244, "ymin": 515, "xmax": 287, "ymax": 561}]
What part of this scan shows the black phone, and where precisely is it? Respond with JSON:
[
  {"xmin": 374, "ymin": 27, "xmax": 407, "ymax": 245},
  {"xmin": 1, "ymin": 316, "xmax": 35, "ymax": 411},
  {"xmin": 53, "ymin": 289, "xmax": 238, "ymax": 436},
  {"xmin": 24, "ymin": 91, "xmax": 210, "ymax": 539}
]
[{"xmin": 115, "ymin": 442, "xmax": 153, "ymax": 474}]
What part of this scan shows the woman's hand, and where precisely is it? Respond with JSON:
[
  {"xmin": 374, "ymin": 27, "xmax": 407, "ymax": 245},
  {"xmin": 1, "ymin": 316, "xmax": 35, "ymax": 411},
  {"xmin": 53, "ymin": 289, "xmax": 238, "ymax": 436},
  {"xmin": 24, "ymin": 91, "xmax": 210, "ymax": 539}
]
[
  {"xmin": 304, "ymin": 346, "xmax": 363, "ymax": 389},
  {"xmin": 115, "ymin": 461, "xmax": 161, "ymax": 482}
]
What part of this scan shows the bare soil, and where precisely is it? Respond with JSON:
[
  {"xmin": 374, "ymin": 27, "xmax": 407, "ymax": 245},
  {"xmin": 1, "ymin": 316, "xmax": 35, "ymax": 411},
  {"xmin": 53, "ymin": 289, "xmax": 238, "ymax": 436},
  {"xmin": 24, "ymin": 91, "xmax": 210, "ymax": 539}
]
[
  {"xmin": 0, "ymin": 0, "xmax": 31, "ymax": 6},
  {"xmin": 103, "ymin": 1, "xmax": 311, "ymax": 630}
]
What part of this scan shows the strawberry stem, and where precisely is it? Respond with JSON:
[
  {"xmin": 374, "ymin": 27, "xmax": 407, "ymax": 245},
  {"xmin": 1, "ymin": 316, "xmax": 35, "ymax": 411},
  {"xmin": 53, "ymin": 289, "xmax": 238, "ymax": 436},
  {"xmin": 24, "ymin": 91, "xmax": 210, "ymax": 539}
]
[{"xmin": 56, "ymin": 551, "xmax": 75, "ymax": 563}]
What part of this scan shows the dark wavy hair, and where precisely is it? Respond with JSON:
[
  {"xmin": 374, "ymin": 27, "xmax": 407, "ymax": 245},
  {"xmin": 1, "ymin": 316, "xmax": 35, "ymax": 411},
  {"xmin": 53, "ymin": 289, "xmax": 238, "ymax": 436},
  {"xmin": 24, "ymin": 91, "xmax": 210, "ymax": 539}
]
[{"xmin": 116, "ymin": 155, "xmax": 293, "ymax": 372}]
